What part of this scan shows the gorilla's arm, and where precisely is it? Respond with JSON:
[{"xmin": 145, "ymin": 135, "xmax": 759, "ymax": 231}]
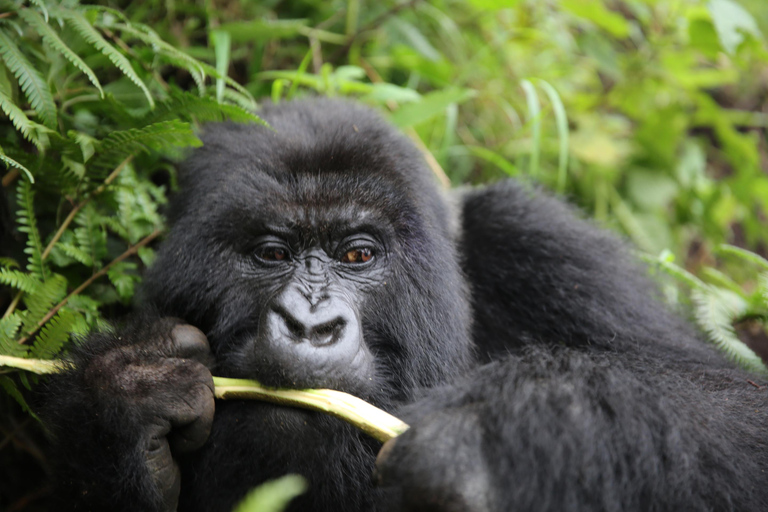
[
  {"xmin": 377, "ymin": 348, "xmax": 768, "ymax": 512},
  {"xmin": 39, "ymin": 318, "xmax": 215, "ymax": 512},
  {"xmin": 373, "ymin": 181, "xmax": 768, "ymax": 511}
]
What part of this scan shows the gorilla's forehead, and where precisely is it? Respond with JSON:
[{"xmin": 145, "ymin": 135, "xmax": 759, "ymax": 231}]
[
  {"xmin": 176, "ymin": 99, "xmax": 452, "ymax": 240},
  {"xmin": 212, "ymin": 164, "xmax": 413, "ymax": 243}
]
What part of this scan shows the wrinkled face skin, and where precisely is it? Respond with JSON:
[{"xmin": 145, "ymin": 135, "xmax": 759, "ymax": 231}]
[
  {"xmin": 143, "ymin": 102, "xmax": 475, "ymax": 411},
  {"xmin": 214, "ymin": 175, "xmax": 397, "ymax": 400}
]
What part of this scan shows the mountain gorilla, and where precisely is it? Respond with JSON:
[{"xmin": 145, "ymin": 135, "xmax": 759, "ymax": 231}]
[{"xmin": 42, "ymin": 99, "xmax": 768, "ymax": 512}]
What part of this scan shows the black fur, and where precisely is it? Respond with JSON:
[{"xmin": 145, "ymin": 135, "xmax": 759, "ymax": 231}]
[{"xmin": 41, "ymin": 99, "xmax": 768, "ymax": 512}]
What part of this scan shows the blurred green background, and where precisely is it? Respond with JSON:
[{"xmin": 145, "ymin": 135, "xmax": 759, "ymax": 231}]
[{"xmin": 1, "ymin": 0, "xmax": 767, "ymax": 509}]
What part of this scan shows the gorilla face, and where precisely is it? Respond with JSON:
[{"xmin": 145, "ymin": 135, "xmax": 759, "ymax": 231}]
[
  {"xmin": 143, "ymin": 101, "xmax": 475, "ymax": 406},
  {"xmin": 211, "ymin": 175, "xmax": 395, "ymax": 397}
]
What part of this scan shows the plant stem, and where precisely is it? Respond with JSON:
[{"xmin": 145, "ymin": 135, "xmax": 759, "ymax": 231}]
[
  {"xmin": 41, "ymin": 155, "xmax": 134, "ymax": 261},
  {"xmin": 2, "ymin": 291, "xmax": 22, "ymax": 319},
  {"xmin": 215, "ymin": 377, "xmax": 409, "ymax": 442},
  {"xmin": 0, "ymin": 356, "xmax": 410, "ymax": 442},
  {"xmin": 18, "ymin": 228, "xmax": 162, "ymax": 345},
  {"xmin": 0, "ymin": 355, "xmax": 64, "ymax": 374}
]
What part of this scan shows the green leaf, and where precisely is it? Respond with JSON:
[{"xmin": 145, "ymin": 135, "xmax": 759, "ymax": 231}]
[
  {"xmin": 626, "ymin": 171, "xmax": 679, "ymax": 210},
  {"xmin": 210, "ymin": 30, "xmax": 231, "ymax": 104},
  {"xmin": 21, "ymin": 273, "xmax": 67, "ymax": 332},
  {"xmin": 0, "ymin": 28, "xmax": 57, "ymax": 128},
  {"xmin": 708, "ymin": 0, "xmax": 763, "ymax": 54},
  {"xmin": 57, "ymin": 9, "xmax": 155, "ymax": 108},
  {"xmin": 520, "ymin": 79, "xmax": 541, "ymax": 177},
  {"xmin": 0, "ymin": 376, "xmax": 40, "ymax": 421},
  {"xmin": 560, "ymin": 0, "xmax": 631, "ymax": 38},
  {"xmin": 0, "ymin": 146, "xmax": 34, "ymax": 183},
  {"xmin": 0, "ymin": 269, "xmax": 40, "ymax": 293},
  {"xmin": 109, "ymin": 21, "xmax": 256, "ymax": 107},
  {"xmin": 389, "ymin": 88, "xmax": 475, "ymax": 128},
  {"xmin": 716, "ymin": 244, "xmax": 768, "ymax": 271},
  {"xmin": 94, "ymin": 120, "xmax": 202, "ymax": 168},
  {"xmin": 56, "ymin": 243, "xmax": 93, "ymax": 267},
  {"xmin": 0, "ymin": 314, "xmax": 26, "ymax": 356},
  {"xmin": 27, "ymin": 0, "xmax": 49, "ymax": 21},
  {"xmin": 218, "ymin": 19, "xmax": 309, "ymax": 42},
  {"xmin": 466, "ymin": 146, "xmax": 519, "ymax": 177},
  {"xmin": 363, "ymin": 83, "xmax": 421, "ymax": 104},
  {"xmin": 107, "ymin": 262, "xmax": 138, "ymax": 302},
  {"xmin": 233, "ymin": 475, "xmax": 308, "ymax": 512},
  {"xmin": 287, "ymin": 50, "xmax": 312, "ymax": 100},
  {"xmin": 0, "ymin": 89, "xmax": 51, "ymax": 151},
  {"xmin": 73, "ymin": 204, "xmax": 106, "ymax": 268},
  {"xmin": 31, "ymin": 310, "xmax": 77, "ymax": 359},
  {"xmin": 19, "ymin": 8, "xmax": 104, "ymax": 98},
  {"xmin": 537, "ymin": 80, "xmax": 570, "ymax": 192},
  {"xmin": 389, "ymin": 18, "xmax": 442, "ymax": 61},
  {"xmin": 16, "ymin": 180, "xmax": 49, "ymax": 281},
  {"xmin": 692, "ymin": 287, "xmax": 767, "ymax": 374}
]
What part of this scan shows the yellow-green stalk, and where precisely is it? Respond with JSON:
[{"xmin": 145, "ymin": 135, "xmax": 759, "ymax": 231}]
[{"xmin": 0, "ymin": 355, "xmax": 409, "ymax": 442}]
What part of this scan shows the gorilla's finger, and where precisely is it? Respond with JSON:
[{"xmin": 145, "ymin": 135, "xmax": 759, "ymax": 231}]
[
  {"xmin": 145, "ymin": 426, "xmax": 182, "ymax": 512},
  {"xmin": 373, "ymin": 436, "xmax": 399, "ymax": 486},
  {"xmin": 169, "ymin": 323, "xmax": 215, "ymax": 368},
  {"xmin": 167, "ymin": 379, "xmax": 216, "ymax": 453}
]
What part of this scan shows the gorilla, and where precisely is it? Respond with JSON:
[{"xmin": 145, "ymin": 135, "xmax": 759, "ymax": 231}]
[{"xmin": 42, "ymin": 99, "xmax": 768, "ymax": 512}]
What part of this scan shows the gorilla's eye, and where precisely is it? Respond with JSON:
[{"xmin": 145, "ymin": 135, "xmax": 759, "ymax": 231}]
[
  {"xmin": 341, "ymin": 247, "xmax": 374, "ymax": 264},
  {"xmin": 257, "ymin": 246, "xmax": 290, "ymax": 262}
]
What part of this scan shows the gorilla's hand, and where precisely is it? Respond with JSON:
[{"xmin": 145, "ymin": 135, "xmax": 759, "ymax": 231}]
[
  {"xmin": 374, "ymin": 407, "xmax": 497, "ymax": 512},
  {"xmin": 81, "ymin": 319, "xmax": 215, "ymax": 511}
]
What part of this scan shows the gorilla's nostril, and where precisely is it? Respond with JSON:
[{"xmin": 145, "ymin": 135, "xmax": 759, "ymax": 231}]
[
  {"xmin": 311, "ymin": 319, "xmax": 345, "ymax": 347},
  {"xmin": 271, "ymin": 305, "xmax": 306, "ymax": 340}
]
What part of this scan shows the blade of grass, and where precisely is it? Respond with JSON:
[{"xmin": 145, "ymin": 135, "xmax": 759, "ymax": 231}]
[
  {"xmin": 210, "ymin": 30, "xmax": 231, "ymax": 104},
  {"xmin": 537, "ymin": 80, "xmax": 569, "ymax": 193},
  {"xmin": 520, "ymin": 79, "xmax": 541, "ymax": 177}
]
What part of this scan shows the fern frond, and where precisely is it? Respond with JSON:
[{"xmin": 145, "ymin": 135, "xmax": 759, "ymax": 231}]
[
  {"xmin": 149, "ymin": 90, "xmax": 263, "ymax": 124},
  {"xmin": 74, "ymin": 204, "xmax": 106, "ymax": 267},
  {"xmin": 0, "ymin": 146, "xmax": 34, "ymax": 183},
  {"xmin": 56, "ymin": 9, "xmax": 155, "ymax": 108},
  {"xmin": 0, "ymin": 28, "xmax": 57, "ymax": 128},
  {"xmin": 92, "ymin": 120, "xmax": 201, "ymax": 170},
  {"xmin": 21, "ymin": 273, "xmax": 66, "ymax": 331},
  {"xmin": 0, "ymin": 269, "xmax": 41, "ymax": 293},
  {"xmin": 157, "ymin": 51, "xmax": 206, "ymax": 96},
  {"xmin": 20, "ymin": 8, "xmax": 104, "ymax": 98},
  {"xmin": 0, "ymin": 257, "xmax": 20, "ymax": 268},
  {"xmin": 109, "ymin": 21, "xmax": 255, "ymax": 106},
  {"xmin": 16, "ymin": 180, "xmax": 50, "ymax": 281},
  {"xmin": 107, "ymin": 262, "xmax": 137, "ymax": 302},
  {"xmin": 0, "ymin": 83, "xmax": 52, "ymax": 151},
  {"xmin": 31, "ymin": 310, "xmax": 77, "ymax": 359},
  {"xmin": 57, "ymin": 242, "xmax": 93, "ymax": 266},
  {"xmin": 717, "ymin": 244, "xmax": 768, "ymax": 271},
  {"xmin": 0, "ymin": 314, "xmax": 27, "ymax": 357},
  {"xmin": 102, "ymin": 216, "xmax": 130, "ymax": 239},
  {"xmin": 0, "ymin": 376, "xmax": 40, "ymax": 421},
  {"xmin": 221, "ymin": 88, "xmax": 259, "ymax": 113},
  {"xmin": 108, "ymin": 21, "xmax": 208, "ymax": 96},
  {"xmin": 692, "ymin": 287, "xmax": 767, "ymax": 375},
  {"xmin": 27, "ymin": 0, "xmax": 49, "ymax": 21}
]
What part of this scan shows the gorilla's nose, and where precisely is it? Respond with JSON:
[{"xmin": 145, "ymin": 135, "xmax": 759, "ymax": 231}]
[
  {"xmin": 270, "ymin": 303, "xmax": 347, "ymax": 347},
  {"xmin": 261, "ymin": 284, "xmax": 361, "ymax": 351},
  {"xmin": 256, "ymin": 284, "xmax": 369, "ymax": 389},
  {"xmin": 266, "ymin": 285, "xmax": 353, "ymax": 346}
]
